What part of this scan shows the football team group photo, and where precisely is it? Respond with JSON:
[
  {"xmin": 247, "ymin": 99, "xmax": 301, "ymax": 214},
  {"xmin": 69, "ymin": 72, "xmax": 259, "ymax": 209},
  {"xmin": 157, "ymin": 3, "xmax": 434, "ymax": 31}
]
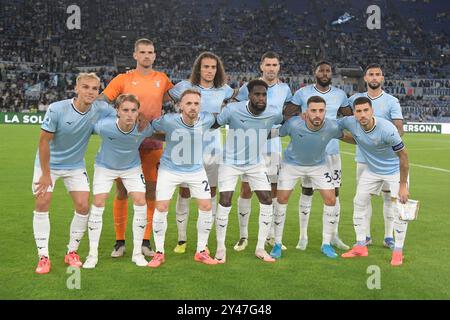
[{"xmin": 1, "ymin": 0, "xmax": 449, "ymax": 300}]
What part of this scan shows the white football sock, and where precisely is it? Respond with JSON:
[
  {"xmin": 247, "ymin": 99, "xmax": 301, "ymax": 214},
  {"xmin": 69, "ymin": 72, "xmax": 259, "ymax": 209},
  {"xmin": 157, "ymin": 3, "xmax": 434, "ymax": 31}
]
[
  {"xmin": 152, "ymin": 208, "xmax": 167, "ymax": 254},
  {"xmin": 175, "ymin": 196, "xmax": 190, "ymax": 242},
  {"xmin": 299, "ymin": 194, "xmax": 312, "ymax": 240},
  {"xmin": 393, "ymin": 203, "xmax": 408, "ymax": 250},
  {"xmin": 333, "ymin": 196, "xmax": 341, "ymax": 238},
  {"xmin": 87, "ymin": 205, "xmax": 104, "ymax": 257},
  {"xmin": 197, "ymin": 209, "xmax": 213, "ymax": 252},
  {"xmin": 382, "ymin": 191, "xmax": 394, "ymax": 238},
  {"xmin": 67, "ymin": 212, "xmax": 88, "ymax": 253},
  {"xmin": 268, "ymin": 197, "xmax": 277, "ymax": 239},
  {"xmin": 365, "ymin": 200, "xmax": 373, "ymax": 238},
  {"xmin": 322, "ymin": 204, "xmax": 336, "ymax": 245},
  {"xmin": 215, "ymin": 204, "xmax": 232, "ymax": 251},
  {"xmin": 133, "ymin": 204, "xmax": 147, "ymax": 256},
  {"xmin": 33, "ymin": 211, "xmax": 50, "ymax": 258},
  {"xmin": 237, "ymin": 197, "xmax": 251, "ymax": 239},
  {"xmin": 256, "ymin": 203, "xmax": 273, "ymax": 250},
  {"xmin": 211, "ymin": 195, "xmax": 217, "ymax": 227},
  {"xmin": 274, "ymin": 203, "xmax": 287, "ymax": 244},
  {"xmin": 354, "ymin": 192, "xmax": 371, "ymax": 243}
]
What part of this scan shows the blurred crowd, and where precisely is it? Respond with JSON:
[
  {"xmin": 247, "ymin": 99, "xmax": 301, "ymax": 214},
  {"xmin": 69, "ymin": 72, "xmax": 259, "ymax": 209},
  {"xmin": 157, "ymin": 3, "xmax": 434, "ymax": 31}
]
[{"xmin": 0, "ymin": 0, "xmax": 448, "ymax": 121}]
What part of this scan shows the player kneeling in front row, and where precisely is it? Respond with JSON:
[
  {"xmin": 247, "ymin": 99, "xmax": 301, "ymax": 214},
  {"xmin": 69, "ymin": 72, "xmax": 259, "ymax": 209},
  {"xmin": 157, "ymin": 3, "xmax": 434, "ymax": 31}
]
[
  {"xmin": 147, "ymin": 89, "xmax": 218, "ymax": 268},
  {"xmin": 84, "ymin": 94, "xmax": 154, "ymax": 268},
  {"xmin": 272, "ymin": 96, "xmax": 355, "ymax": 259},
  {"xmin": 339, "ymin": 97, "xmax": 410, "ymax": 266}
]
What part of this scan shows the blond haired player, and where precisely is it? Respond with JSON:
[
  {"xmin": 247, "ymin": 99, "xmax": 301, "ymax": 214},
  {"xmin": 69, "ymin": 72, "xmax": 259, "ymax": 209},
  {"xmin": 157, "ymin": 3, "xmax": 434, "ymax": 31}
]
[{"xmin": 33, "ymin": 73, "xmax": 115, "ymax": 274}]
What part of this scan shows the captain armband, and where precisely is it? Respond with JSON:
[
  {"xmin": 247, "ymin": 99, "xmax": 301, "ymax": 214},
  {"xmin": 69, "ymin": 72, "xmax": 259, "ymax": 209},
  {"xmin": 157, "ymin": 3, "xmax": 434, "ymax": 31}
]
[{"xmin": 392, "ymin": 141, "xmax": 405, "ymax": 152}]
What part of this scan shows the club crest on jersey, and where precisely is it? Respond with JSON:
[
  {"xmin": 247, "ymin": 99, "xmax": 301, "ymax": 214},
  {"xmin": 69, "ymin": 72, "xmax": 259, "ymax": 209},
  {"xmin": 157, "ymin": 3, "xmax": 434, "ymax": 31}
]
[
  {"xmin": 155, "ymin": 80, "xmax": 161, "ymax": 88},
  {"xmin": 132, "ymin": 81, "xmax": 139, "ymax": 86}
]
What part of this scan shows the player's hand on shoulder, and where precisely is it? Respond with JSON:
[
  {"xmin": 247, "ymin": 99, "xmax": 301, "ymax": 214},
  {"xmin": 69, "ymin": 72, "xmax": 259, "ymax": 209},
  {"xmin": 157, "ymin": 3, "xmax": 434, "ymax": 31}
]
[
  {"xmin": 283, "ymin": 103, "xmax": 300, "ymax": 121},
  {"xmin": 151, "ymin": 131, "xmax": 166, "ymax": 142},
  {"xmin": 137, "ymin": 113, "xmax": 149, "ymax": 132},
  {"xmin": 300, "ymin": 112, "xmax": 307, "ymax": 121}
]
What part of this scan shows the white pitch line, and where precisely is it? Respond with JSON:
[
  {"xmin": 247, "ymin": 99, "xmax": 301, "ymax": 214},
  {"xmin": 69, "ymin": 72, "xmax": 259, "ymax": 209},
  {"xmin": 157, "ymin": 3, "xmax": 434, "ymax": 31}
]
[
  {"xmin": 408, "ymin": 163, "xmax": 450, "ymax": 173},
  {"xmin": 406, "ymin": 147, "xmax": 450, "ymax": 151},
  {"xmin": 340, "ymin": 151, "xmax": 450, "ymax": 173},
  {"xmin": 282, "ymin": 144, "xmax": 450, "ymax": 172}
]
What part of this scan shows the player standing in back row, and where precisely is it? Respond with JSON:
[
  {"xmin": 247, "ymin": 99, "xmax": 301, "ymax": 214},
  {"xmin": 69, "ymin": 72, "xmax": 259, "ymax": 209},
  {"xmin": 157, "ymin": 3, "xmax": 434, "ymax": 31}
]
[
  {"xmin": 273, "ymin": 96, "xmax": 356, "ymax": 259},
  {"xmin": 233, "ymin": 52, "xmax": 292, "ymax": 252},
  {"xmin": 100, "ymin": 38, "xmax": 174, "ymax": 258},
  {"xmin": 147, "ymin": 89, "xmax": 219, "ymax": 268},
  {"xmin": 286, "ymin": 61, "xmax": 352, "ymax": 252},
  {"xmin": 168, "ymin": 52, "xmax": 235, "ymax": 254},
  {"xmin": 214, "ymin": 79, "xmax": 284, "ymax": 263},
  {"xmin": 349, "ymin": 63, "xmax": 404, "ymax": 249}
]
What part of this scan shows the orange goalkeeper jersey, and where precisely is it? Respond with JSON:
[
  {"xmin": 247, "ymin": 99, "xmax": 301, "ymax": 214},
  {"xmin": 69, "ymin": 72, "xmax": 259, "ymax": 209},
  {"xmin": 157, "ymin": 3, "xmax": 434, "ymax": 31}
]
[{"xmin": 102, "ymin": 69, "xmax": 174, "ymax": 149}]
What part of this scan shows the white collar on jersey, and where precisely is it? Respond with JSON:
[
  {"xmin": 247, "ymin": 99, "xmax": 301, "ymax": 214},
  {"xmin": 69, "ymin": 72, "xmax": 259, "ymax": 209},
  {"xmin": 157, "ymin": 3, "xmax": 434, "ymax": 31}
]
[
  {"xmin": 362, "ymin": 117, "xmax": 377, "ymax": 134},
  {"xmin": 305, "ymin": 118, "xmax": 326, "ymax": 132},
  {"xmin": 115, "ymin": 119, "xmax": 135, "ymax": 134},
  {"xmin": 245, "ymin": 101, "xmax": 261, "ymax": 117},
  {"xmin": 313, "ymin": 85, "xmax": 332, "ymax": 95},
  {"xmin": 180, "ymin": 114, "xmax": 200, "ymax": 127},
  {"xmin": 366, "ymin": 90, "xmax": 384, "ymax": 100},
  {"xmin": 258, "ymin": 77, "xmax": 280, "ymax": 88},
  {"xmin": 197, "ymin": 84, "xmax": 214, "ymax": 90},
  {"xmin": 71, "ymin": 98, "xmax": 91, "ymax": 115}
]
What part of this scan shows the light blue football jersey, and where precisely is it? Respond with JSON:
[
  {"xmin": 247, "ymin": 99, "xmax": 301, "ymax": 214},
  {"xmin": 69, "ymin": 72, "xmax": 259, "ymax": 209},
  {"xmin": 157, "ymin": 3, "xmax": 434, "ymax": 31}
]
[
  {"xmin": 169, "ymin": 80, "xmax": 234, "ymax": 113},
  {"xmin": 348, "ymin": 91, "xmax": 403, "ymax": 163},
  {"xmin": 35, "ymin": 99, "xmax": 115, "ymax": 170},
  {"xmin": 152, "ymin": 112, "xmax": 216, "ymax": 173},
  {"xmin": 280, "ymin": 117, "xmax": 343, "ymax": 166},
  {"xmin": 94, "ymin": 117, "xmax": 154, "ymax": 170},
  {"xmin": 338, "ymin": 116, "xmax": 405, "ymax": 175},
  {"xmin": 236, "ymin": 81, "xmax": 292, "ymax": 155},
  {"xmin": 169, "ymin": 80, "xmax": 234, "ymax": 156},
  {"xmin": 291, "ymin": 85, "xmax": 349, "ymax": 155},
  {"xmin": 217, "ymin": 101, "xmax": 283, "ymax": 166}
]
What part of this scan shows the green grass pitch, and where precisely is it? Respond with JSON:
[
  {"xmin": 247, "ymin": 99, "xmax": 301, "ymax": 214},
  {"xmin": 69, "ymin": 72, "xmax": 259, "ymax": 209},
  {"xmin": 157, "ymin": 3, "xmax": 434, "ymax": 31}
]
[{"xmin": 1, "ymin": 125, "xmax": 450, "ymax": 299}]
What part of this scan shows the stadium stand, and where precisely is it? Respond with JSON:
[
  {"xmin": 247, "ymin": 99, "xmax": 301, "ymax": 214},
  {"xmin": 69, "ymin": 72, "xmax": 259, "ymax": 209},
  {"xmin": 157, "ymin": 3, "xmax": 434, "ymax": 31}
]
[{"xmin": 0, "ymin": 0, "xmax": 448, "ymax": 121}]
